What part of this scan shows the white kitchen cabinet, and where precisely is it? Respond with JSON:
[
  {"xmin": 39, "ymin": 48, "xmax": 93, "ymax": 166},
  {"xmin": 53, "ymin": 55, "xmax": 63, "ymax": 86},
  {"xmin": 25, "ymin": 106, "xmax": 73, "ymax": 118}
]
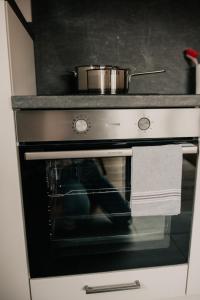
[
  {"xmin": 30, "ymin": 265, "xmax": 187, "ymax": 300},
  {"xmin": 0, "ymin": 1, "xmax": 35, "ymax": 300}
]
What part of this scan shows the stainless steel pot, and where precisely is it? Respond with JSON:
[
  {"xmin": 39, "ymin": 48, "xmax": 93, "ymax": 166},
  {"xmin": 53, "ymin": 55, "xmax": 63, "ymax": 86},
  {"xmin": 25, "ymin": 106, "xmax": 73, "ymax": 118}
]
[{"xmin": 74, "ymin": 65, "xmax": 165, "ymax": 94}]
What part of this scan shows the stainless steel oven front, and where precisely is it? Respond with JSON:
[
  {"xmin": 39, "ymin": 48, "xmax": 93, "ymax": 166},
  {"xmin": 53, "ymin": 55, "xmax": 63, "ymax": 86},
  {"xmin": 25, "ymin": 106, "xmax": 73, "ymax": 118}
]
[{"xmin": 16, "ymin": 108, "xmax": 200, "ymax": 278}]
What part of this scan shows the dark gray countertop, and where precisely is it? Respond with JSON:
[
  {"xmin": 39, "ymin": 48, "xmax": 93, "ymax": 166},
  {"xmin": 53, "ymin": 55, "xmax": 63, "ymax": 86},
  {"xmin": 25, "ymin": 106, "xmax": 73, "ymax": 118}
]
[{"xmin": 12, "ymin": 95, "xmax": 200, "ymax": 109}]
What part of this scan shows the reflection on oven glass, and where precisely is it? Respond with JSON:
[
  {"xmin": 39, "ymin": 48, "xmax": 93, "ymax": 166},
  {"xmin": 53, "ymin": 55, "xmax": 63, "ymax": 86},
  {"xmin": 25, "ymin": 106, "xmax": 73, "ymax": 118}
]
[
  {"xmin": 47, "ymin": 158, "xmax": 131, "ymax": 230},
  {"xmin": 46, "ymin": 157, "xmax": 169, "ymax": 254}
]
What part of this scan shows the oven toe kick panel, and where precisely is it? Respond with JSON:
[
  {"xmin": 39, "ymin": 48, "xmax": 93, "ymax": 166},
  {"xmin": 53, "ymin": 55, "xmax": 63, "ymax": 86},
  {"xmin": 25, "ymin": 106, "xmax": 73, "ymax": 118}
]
[{"xmin": 16, "ymin": 108, "xmax": 200, "ymax": 142}]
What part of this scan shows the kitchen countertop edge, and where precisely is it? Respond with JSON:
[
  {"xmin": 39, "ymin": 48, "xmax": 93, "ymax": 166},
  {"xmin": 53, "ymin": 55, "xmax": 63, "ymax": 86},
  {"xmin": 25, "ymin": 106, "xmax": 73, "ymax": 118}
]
[{"xmin": 12, "ymin": 95, "xmax": 200, "ymax": 109}]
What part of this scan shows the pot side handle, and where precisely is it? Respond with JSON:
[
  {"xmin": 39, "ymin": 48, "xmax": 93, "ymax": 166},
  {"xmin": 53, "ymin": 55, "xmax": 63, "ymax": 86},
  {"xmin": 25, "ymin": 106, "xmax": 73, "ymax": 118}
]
[{"xmin": 66, "ymin": 71, "xmax": 78, "ymax": 77}]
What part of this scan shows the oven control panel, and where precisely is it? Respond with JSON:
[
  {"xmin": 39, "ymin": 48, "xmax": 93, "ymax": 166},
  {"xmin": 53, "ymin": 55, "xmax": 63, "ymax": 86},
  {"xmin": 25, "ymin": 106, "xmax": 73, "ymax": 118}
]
[{"xmin": 16, "ymin": 108, "xmax": 200, "ymax": 142}]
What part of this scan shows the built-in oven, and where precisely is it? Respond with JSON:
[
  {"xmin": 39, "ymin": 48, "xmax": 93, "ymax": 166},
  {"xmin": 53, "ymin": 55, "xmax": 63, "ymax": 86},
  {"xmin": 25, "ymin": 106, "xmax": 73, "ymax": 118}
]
[{"xmin": 15, "ymin": 108, "xmax": 200, "ymax": 279}]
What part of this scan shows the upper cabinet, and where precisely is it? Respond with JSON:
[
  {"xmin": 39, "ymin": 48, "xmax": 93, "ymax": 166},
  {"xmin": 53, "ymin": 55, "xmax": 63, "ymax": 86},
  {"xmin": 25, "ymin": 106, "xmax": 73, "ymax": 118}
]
[
  {"xmin": 5, "ymin": 1, "xmax": 36, "ymax": 95},
  {"xmin": 15, "ymin": 0, "xmax": 32, "ymax": 22}
]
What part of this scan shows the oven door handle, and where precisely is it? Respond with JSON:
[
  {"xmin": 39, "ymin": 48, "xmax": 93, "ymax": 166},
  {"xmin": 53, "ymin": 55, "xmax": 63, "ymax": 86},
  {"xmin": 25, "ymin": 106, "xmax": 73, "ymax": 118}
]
[{"xmin": 24, "ymin": 144, "xmax": 198, "ymax": 160}]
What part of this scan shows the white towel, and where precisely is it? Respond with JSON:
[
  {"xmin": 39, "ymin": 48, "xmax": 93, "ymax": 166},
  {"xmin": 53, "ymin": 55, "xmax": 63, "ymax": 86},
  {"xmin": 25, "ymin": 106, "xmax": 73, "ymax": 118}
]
[{"xmin": 131, "ymin": 145, "xmax": 183, "ymax": 216}]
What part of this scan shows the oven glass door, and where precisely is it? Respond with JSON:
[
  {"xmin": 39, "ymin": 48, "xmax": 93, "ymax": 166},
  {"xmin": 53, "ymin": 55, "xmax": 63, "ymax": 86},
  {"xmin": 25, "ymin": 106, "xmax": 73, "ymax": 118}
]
[{"xmin": 19, "ymin": 140, "xmax": 196, "ymax": 278}]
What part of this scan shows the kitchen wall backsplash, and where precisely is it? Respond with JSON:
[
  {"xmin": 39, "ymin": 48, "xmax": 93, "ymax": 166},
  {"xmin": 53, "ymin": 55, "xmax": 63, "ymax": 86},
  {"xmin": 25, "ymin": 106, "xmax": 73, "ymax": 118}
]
[{"xmin": 32, "ymin": 0, "xmax": 200, "ymax": 95}]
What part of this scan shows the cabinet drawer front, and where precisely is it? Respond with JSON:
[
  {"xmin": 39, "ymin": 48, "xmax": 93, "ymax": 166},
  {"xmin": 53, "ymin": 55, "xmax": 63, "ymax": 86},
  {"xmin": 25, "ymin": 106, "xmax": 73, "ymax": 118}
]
[{"xmin": 31, "ymin": 265, "xmax": 187, "ymax": 300}]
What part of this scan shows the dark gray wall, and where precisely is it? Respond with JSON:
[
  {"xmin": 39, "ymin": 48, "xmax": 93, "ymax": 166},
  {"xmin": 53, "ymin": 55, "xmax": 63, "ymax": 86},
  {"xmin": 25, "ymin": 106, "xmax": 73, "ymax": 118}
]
[{"xmin": 32, "ymin": 0, "xmax": 200, "ymax": 95}]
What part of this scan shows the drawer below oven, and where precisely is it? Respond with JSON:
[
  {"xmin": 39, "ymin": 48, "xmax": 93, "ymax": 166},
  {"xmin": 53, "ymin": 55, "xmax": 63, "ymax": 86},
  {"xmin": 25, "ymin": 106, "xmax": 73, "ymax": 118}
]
[{"xmin": 30, "ymin": 264, "xmax": 187, "ymax": 300}]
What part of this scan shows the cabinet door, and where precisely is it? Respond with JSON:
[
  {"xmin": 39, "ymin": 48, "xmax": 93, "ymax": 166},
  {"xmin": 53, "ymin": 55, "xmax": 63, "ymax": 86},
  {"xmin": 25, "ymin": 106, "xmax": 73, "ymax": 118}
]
[
  {"xmin": 31, "ymin": 265, "xmax": 187, "ymax": 300},
  {"xmin": 5, "ymin": 2, "xmax": 36, "ymax": 95}
]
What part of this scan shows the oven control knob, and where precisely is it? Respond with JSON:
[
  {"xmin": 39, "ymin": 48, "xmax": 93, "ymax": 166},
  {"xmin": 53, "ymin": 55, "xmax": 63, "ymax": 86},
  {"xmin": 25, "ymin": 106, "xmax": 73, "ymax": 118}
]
[
  {"xmin": 138, "ymin": 117, "xmax": 151, "ymax": 130},
  {"xmin": 74, "ymin": 119, "xmax": 88, "ymax": 133}
]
